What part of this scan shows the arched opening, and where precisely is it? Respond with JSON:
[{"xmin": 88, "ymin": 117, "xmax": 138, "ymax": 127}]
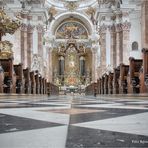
[{"xmin": 132, "ymin": 41, "xmax": 138, "ymax": 51}]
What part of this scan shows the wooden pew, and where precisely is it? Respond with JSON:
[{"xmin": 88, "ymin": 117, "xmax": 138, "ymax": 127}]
[
  {"xmin": 47, "ymin": 82, "xmax": 59, "ymax": 96},
  {"xmin": 42, "ymin": 78, "xmax": 45, "ymax": 94},
  {"xmin": 30, "ymin": 71, "xmax": 36, "ymax": 94},
  {"xmin": 35, "ymin": 72, "xmax": 39, "ymax": 94},
  {"xmin": 85, "ymin": 83, "xmax": 91, "ymax": 95},
  {"xmin": 39, "ymin": 76, "xmax": 42, "ymax": 94},
  {"xmin": 119, "ymin": 64, "xmax": 129, "ymax": 94},
  {"xmin": 23, "ymin": 68, "xmax": 31, "ymax": 94},
  {"xmin": 101, "ymin": 77, "xmax": 105, "ymax": 94},
  {"xmin": 42, "ymin": 78, "xmax": 47, "ymax": 94},
  {"xmin": 104, "ymin": 74, "xmax": 108, "ymax": 94},
  {"xmin": 47, "ymin": 82, "xmax": 50, "ymax": 96},
  {"xmin": 113, "ymin": 67, "xmax": 120, "ymax": 94},
  {"xmin": 1, "ymin": 59, "xmax": 16, "ymax": 93},
  {"xmin": 94, "ymin": 82, "xmax": 97, "ymax": 96},
  {"xmin": 14, "ymin": 64, "xmax": 24, "ymax": 94},
  {"xmin": 97, "ymin": 79, "xmax": 101, "ymax": 94},
  {"xmin": 44, "ymin": 79, "xmax": 47, "ymax": 94},
  {"xmin": 128, "ymin": 57, "xmax": 142, "ymax": 93},
  {"xmin": 99, "ymin": 78, "xmax": 102, "ymax": 94},
  {"xmin": 108, "ymin": 72, "xmax": 113, "ymax": 94},
  {"xmin": 0, "ymin": 65, "xmax": 4, "ymax": 93},
  {"xmin": 140, "ymin": 48, "xmax": 148, "ymax": 93}
]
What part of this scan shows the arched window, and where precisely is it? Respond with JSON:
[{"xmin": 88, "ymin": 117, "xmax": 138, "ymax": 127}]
[{"xmin": 132, "ymin": 41, "xmax": 138, "ymax": 51}]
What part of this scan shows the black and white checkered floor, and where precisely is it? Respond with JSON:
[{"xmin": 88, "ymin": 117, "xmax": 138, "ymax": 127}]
[{"xmin": 0, "ymin": 94, "xmax": 148, "ymax": 148}]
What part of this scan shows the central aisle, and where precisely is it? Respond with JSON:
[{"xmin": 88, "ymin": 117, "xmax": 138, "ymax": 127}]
[{"xmin": 0, "ymin": 94, "xmax": 148, "ymax": 148}]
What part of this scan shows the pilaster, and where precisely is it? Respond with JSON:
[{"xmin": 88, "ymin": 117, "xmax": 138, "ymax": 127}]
[
  {"xmin": 20, "ymin": 23, "xmax": 28, "ymax": 69},
  {"xmin": 109, "ymin": 24, "xmax": 116, "ymax": 68},
  {"xmin": 27, "ymin": 24, "xmax": 34, "ymax": 69}
]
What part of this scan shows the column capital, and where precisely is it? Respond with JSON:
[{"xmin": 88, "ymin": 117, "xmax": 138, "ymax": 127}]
[
  {"xmin": 20, "ymin": 23, "xmax": 27, "ymax": 31},
  {"xmin": 122, "ymin": 21, "xmax": 131, "ymax": 31},
  {"xmin": 36, "ymin": 24, "xmax": 44, "ymax": 33},
  {"xmin": 109, "ymin": 24, "xmax": 116, "ymax": 33},
  {"xmin": 99, "ymin": 24, "xmax": 108, "ymax": 34},
  {"xmin": 92, "ymin": 48, "xmax": 98, "ymax": 54},
  {"xmin": 27, "ymin": 24, "xmax": 35, "ymax": 33},
  {"xmin": 115, "ymin": 23, "xmax": 122, "ymax": 32}
]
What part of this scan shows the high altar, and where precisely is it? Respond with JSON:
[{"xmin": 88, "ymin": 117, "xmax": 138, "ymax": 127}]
[{"xmin": 51, "ymin": 20, "xmax": 93, "ymax": 90}]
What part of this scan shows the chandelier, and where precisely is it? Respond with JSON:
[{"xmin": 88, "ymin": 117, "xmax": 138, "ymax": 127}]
[{"xmin": 0, "ymin": 8, "xmax": 20, "ymax": 59}]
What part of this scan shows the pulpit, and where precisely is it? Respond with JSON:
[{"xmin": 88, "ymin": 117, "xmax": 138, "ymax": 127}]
[
  {"xmin": 0, "ymin": 9, "xmax": 20, "ymax": 93},
  {"xmin": 1, "ymin": 59, "xmax": 16, "ymax": 93}
]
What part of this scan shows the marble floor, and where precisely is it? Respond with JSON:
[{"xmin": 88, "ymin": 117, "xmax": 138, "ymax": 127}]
[{"xmin": 0, "ymin": 94, "xmax": 148, "ymax": 148}]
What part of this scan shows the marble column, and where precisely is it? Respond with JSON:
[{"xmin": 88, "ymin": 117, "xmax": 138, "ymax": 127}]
[
  {"xmin": 122, "ymin": 21, "xmax": 131, "ymax": 64},
  {"xmin": 141, "ymin": 0, "xmax": 148, "ymax": 48},
  {"xmin": 37, "ymin": 24, "xmax": 44, "ymax": 75},
  {"xmin": 99, "ymin": 24, "xmax": 107, "ymax": 74},
  {"xmin": 20, "ymin": 23, "xmax": 28, "ymax": 68},
  {"xmin": 27, "ymin": 24, "xmax": 34, "ymax": 69},
  {"xmin": 115, "ymin": 23, "xmax": 123, "ymax": 66},
  {"xmin": 92, "ymin": 49, "xmax": 97, "ymax": 82},
  {"xmin": 32, "ymin": 26, "xmax": 38, "ymax": 54},
  {"xmin": 37, "ymin": 24, "xmax": 44, "ymax": 57},
  {"xmin": 48, "ymin": 49, "xmax": 53, "ymax": 82},
  {"xmin": 109, "ymin": 24, "xmax": 116, "ymax": 68}
]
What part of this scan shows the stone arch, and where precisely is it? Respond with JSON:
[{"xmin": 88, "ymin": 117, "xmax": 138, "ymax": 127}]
[{"xmin": 49, "ymin": 11, "xmax": 94, "ymax": 36}]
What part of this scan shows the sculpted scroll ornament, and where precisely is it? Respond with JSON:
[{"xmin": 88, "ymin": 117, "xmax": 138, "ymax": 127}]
[{"xmin": 115, "ymin": 21, "xmax": 131, "ymax": 32}]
